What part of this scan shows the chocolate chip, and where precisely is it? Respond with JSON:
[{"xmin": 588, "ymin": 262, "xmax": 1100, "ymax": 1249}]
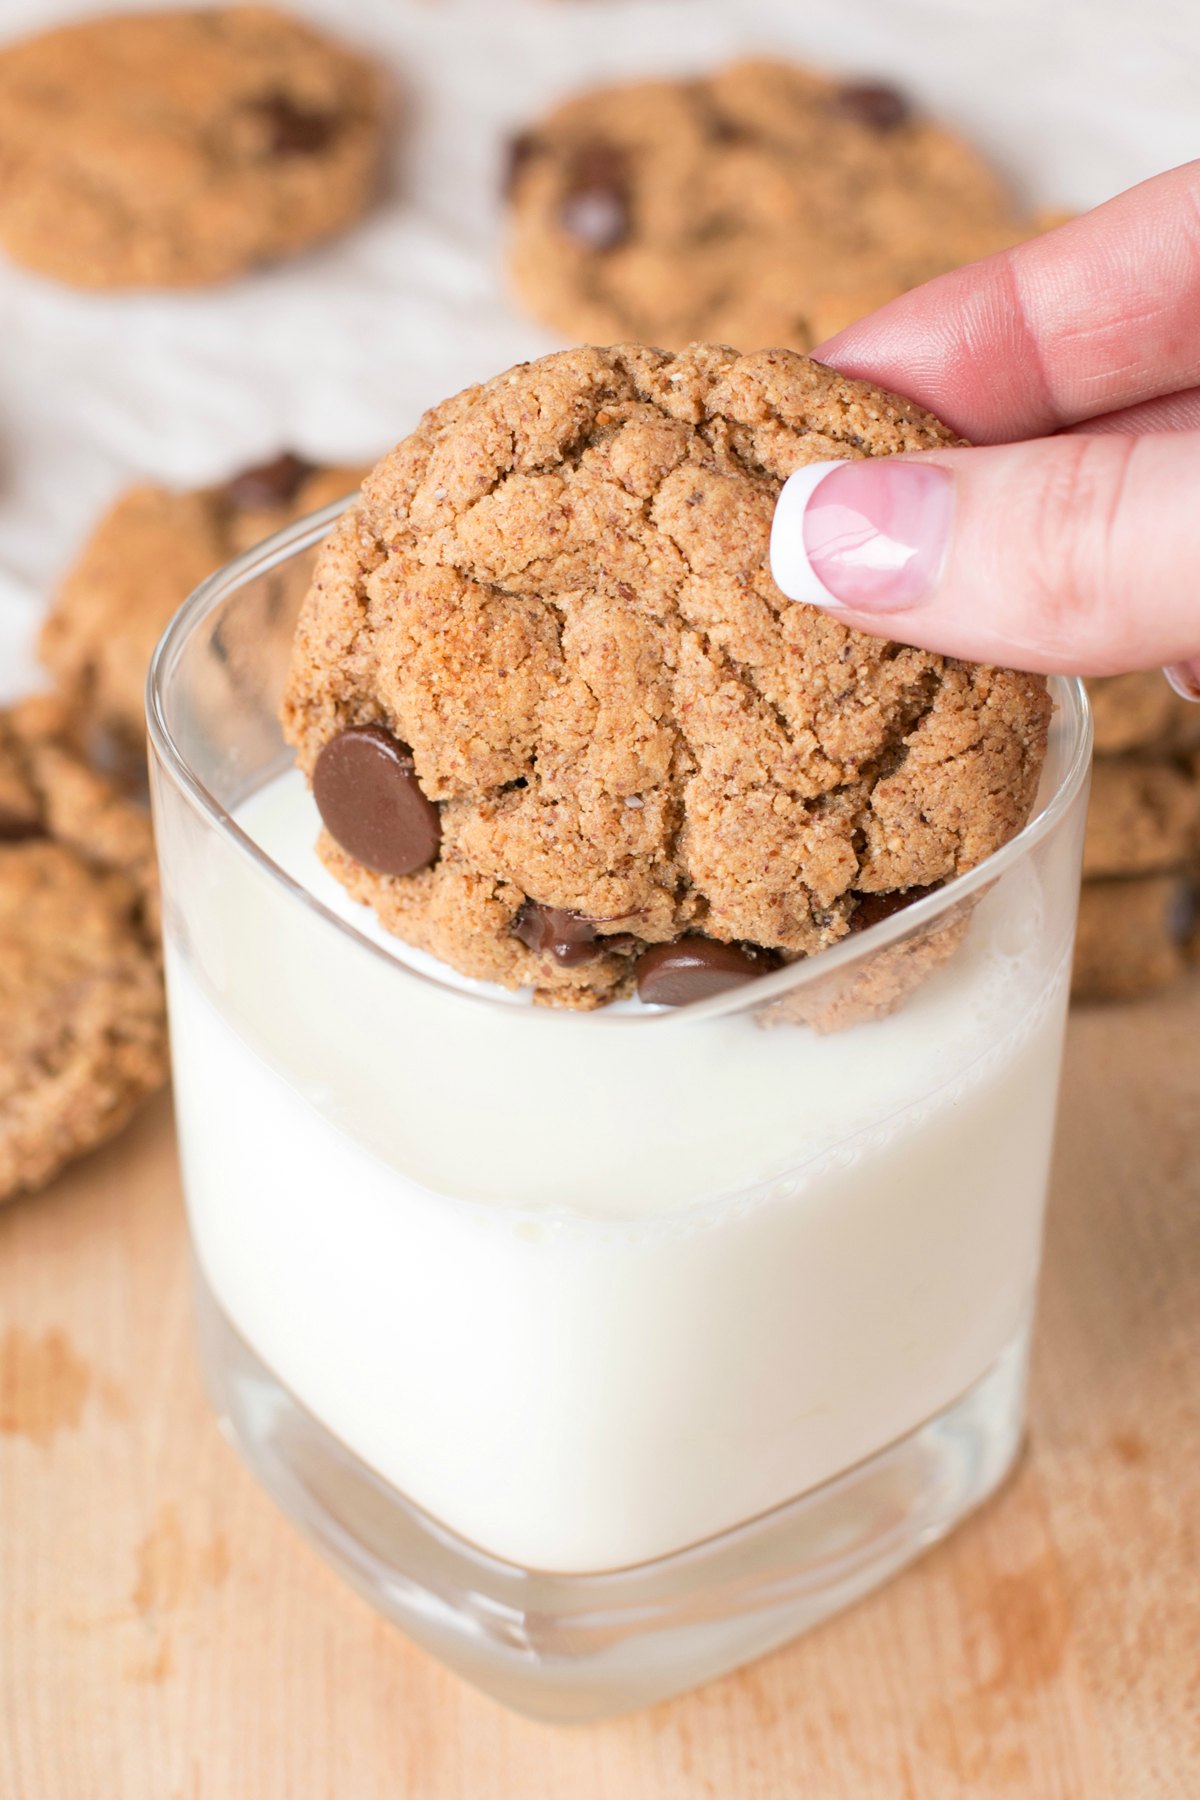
[
  {"xmin": 503, "ymin": 131, "xmax": 541, "ymax": 198},
  {"xmin": 636, "ymin": 937, "xmax": 774, "ymax": 1007},
  {"xmin": 0, "ymin": 811, "xmax": 43, "ymax": 844},
  {"xmin": 559, "ymin": 141, "xmax": 630, "ymax": 251},
  {"xmin": 1167, "ymin": 877, "xmax": 1198, "ymax": 946},
  {"xmin": 849, "ymin": 884, "xmax": 940, "ymax": 933},
  {"xmin": 250, "ymin": 94, "xmax": 340, "ymax": 156},
  {"xmin": 225, "ymin": 452, "xmax": 314, "ymax": 509},
  {"xmin": 313, "ymin": 726, "xmax": 441, "ymax": 877},
  {"xmin": 513, "ymin": 901, "xmax": 602, "ymax": 966},
  {"xmin": 833, "ymin": 82, "xmax": 910, "ymax": 133},
  {"xmin": 709, "ymin": 116, "xmax": 753, "ymax": 146}
]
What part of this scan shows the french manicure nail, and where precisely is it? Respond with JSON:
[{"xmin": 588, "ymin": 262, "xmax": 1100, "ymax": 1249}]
[
  {"xmin": 770, "ymin": 458, "xmax": 954, "ymax": 612},
  {"xmin": 1163, "ymin": 659, "xmax": 1200, "ymax": 703}
]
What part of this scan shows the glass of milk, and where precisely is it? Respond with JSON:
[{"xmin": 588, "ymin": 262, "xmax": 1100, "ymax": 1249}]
[{"xmin": 148, "ymin": 502, "xmax": 1091, "ymax": 1722}]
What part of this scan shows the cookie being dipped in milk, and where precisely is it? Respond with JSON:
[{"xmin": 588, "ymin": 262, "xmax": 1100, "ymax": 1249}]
[
  {"xmin": 284, "ymin": 343, "xmax": 1050, "ymax": 1008},
  {"xmin": 282, "ymin": 344, "xmax": 1050, "ymax": 1011},
  {"xmin": 281, "ymin": 345, "xmax": 1049, "ymax": 1011}
]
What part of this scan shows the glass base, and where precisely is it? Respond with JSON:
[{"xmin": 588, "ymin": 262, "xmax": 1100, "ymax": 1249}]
[{"xmin": 194, "ymin": 1263, "xmax": 1029, "ymax": 1723}]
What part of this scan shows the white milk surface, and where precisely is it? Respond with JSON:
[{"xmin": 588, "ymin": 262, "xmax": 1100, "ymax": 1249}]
[{"xmin": 170, "ymin": 772, "xmax": 1070, "ymax": 1573}]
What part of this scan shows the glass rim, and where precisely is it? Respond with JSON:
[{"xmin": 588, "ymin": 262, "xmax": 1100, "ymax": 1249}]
[{"xmin": 146, "ymin": 498, "xmax": 1094, "ymax": 1029}]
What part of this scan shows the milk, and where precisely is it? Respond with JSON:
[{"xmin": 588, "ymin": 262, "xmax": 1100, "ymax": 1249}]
[{"xmin": 169, "ymin": 770, "xmax": 1068, "ymax": 1573}]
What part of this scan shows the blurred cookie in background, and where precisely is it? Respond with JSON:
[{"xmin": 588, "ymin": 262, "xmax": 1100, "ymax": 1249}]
[
  {"xmin": 1073, "ymin": 676, "xmax": 1200, "ymax": 1003},
  {"xmin": 505, "ymin": 59, "xmax": 1059, "ymax": 350},
  {"xmin": 41, "ymin": 455, "xmax": 366, "ymax": 770},
  {"xmin": 1082, "ymin": 758, "xmax": 1199, "ymax": 881},
  {"xmin": 0, "ymin": 6, "xmax": 386, "ymax": 289},
  {"xmin": 0, "ymin": 696, "xmax": 166, "ymax": 1204},
  {"xmin": 1087, "ymin": 668, "xmax": 1200, "ymax": 757},
  {"xmin": 1073, "ymin": 871, "xmax": 1197, "ymax": 1005}
]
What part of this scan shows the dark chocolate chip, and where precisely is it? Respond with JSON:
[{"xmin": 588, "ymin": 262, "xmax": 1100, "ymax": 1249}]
[
  {"xmin": 833, "ymin": 82, "xmax": 910, "ymax": 133},
  {"xmin": 503, "ymin": 131, "xmax": 542, "ymax": 198},
  {"xmin": 636, "ymin": 936, "xmax": 774, "ymax": 1007},
  {"xmin": 559, "ymin": 141, "xmax": 630, "ymax": 251},
  {"xmin": 513, "ymin": 901, "xmax": 602, "ymax": 966},
  {"xmin": 250, "ymin": 93, "xmax": 340, "ymax": 156},
  {"xmin": 709, "ymin": 115, "xmax": 753, "ymax": 146},
  {"xmin": 0, "ymin": 810, "xmax": 43, "ymax": 844},
  {"xmin": 83, "ymin": 721, "xmax": 150, "ymax": 795},
  {"xmin": 1167, "ymin": 877, "xmax": 1198, "ymax": 947},
  {"xmin": 313, "ymin": 726, "xmax": 441, "ymax": 877},
  {"xmin": 849, "ymin": 884, "xmax": 940, "ymax": 933},
  {"xmin": 225, "ymin": 452, "xmax": 314, "ymax": 509}
]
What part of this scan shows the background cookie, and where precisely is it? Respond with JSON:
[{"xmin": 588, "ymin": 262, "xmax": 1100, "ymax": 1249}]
[
  {"xmin": 283, "ymin": 343, "xmax": 1050, "ymax": 1010},
  {"xmin": 1082, "ymin": 758, "xmax": 1199, "ymax": 880},
  {"xmin": 41, "ymin": 455, "xmax": 366, "ymax": 763},
  {"xmin": 1085, "ymin": 671, "xmax": 1200, "ymax": 756},
  {"xmin": 1073, "ymin": 674, "xmax": 1200, "ymax": 1003},
  {"xmin": 1072, "ymin": 872, "xmax": 1197, "ymax": 1004},
  {"xmin": 0, "ymin": 6, "xmax": 386, "ymax": 289},
  {"xmin": 505, "ymin": 59, "xmax": 1056, "ymax": 350},
  {"xmin": 0, "ymin": 698, "xmax": 167, "ymax": 1204}
]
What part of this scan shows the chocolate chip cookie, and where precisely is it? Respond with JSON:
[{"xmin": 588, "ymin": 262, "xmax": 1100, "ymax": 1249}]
[
  {"xmin": 1085, "ymin": 672, "xmax": 1200, "ymax": 757},
  {"xmin": 1073, "ymin": 676, "xmax": 1200, "ymax": 1004},
  {"xmin": 505, "ymin": 60, "xmax": 1055, "ymax": 351},
  {"xmin": 41, "ymin": 455, "xmax": 366, "ymax": 762},
  {"xmin": 1072, "ymin": 873, "xmax": 1197, "ymax": 1004},
  {"xmin": 0, "ymin": 697, "xmax": 167, "ymax": 1203},
  {"xmin": 283, "ymin": 343, "xmax": 1050, "ymax": 1009},
  {"xmin": 0, "ymin": 7, "xmax": 385, "ymax": 289},
  {"xmin": 1082, "ymin": 758, "xmax": 1199, "ymax": 881}
]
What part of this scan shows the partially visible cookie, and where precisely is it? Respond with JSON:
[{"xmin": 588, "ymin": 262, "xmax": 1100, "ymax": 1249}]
[
  {"xmin": 1082, "ymin": 758, "xmax": 1199, "ymax": 880},
  {"xmin": 0, "ymin": 698, "xmax": 167, "ymax": 1204},
  {"xmin": 0, "ymin": 7, "xmax": 385, "ymax": 289},
  {"xmin": 41, "ymin": 455, "xmax": 366, "ymax": 762},
  {"xmin": 283, "ymin": 343, "xmax": 1050, "ymax": 1011},
  {"xmin": 764, "ymin": 887, "xmax": 972, "ymax": 1034},
  {"xmin": 1072, "ymin": 872, "xmax": 1197, "ymax": 1004},
  {"xmin": 1074, "ymin": 676, "xmax": 1200, "ymax": 1005},
  {"xmin": 505, "ymin": 60, "xmax": 1055, "ymax": 350},
  {"xmin": 1085, "ymin": 672, "xmax": 1200, "ymax": 757},
  {"xmin": 1086, "ymin": 673, "xmax": 1179, "ymax": 757}
]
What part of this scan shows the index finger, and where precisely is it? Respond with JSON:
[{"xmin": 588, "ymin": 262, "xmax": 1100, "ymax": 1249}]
[{"xmin": 814, "ymin": 160, "xmax": 1200, "ymax": 445}]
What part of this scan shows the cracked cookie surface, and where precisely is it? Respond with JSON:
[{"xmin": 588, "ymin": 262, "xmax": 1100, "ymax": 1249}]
[
  {"xmin": 0, "ymin": 6, "xmax": 385, "ymax": 289},
  {"xmin": 42, "ymin": 456, "xmax": 367, "ymax": 759},
  {"xmin": 505, "ymin": 60, "xmax": 1055, "ymax": 350},
  {"xmin": 0, "ymin": 699, "xmax": 167, "ymax": 1202},
  {"xmin": 283, "ymin": 343, "xmax": 1051, "ymax": 1008}
]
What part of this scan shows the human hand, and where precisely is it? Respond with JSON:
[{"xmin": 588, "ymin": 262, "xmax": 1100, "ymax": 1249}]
[{"xmin": 768, "ymin": 161, "xmax": 1200, "ymax": 697}]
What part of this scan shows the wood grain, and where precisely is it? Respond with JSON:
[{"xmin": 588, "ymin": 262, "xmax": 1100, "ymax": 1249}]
[{"xmin": 2, "ymin": 981, "xmax": 1198, "ymax": 1800}]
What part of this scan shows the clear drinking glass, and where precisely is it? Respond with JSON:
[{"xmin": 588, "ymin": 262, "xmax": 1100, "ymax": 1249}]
[{"xmin": 147, "ymin": 502, "xmax": 1091, "ymax": 1723}]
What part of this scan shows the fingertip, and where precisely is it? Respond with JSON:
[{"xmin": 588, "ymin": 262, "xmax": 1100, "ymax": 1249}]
[
  {"xmin": 769, "ymin": 463, "xmax": 848, "ymax": 605},
  {"xmin": 1164, "ymin": 659, "xmax": 1200, "ymax": 703}
]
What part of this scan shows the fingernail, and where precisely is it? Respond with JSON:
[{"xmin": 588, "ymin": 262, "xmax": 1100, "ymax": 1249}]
[
  {"xmin": 1163, "ymin": 660, "xmax": 1200, "ymax": 702},
  {"xmin": 770, "ymin": 458, "xmax": 954, "ymax": 612}
]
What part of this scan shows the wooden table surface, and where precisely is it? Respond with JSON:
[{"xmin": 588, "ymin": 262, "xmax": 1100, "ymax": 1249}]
[{"xmin": 2, "ymin": 980, "xmax": 1198, "ymax": 1800}]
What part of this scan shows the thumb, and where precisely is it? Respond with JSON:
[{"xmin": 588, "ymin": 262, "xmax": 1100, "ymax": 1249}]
[{"xmin": 769, "ymin": 431, "xmax": 1200, "ymax": 683}]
